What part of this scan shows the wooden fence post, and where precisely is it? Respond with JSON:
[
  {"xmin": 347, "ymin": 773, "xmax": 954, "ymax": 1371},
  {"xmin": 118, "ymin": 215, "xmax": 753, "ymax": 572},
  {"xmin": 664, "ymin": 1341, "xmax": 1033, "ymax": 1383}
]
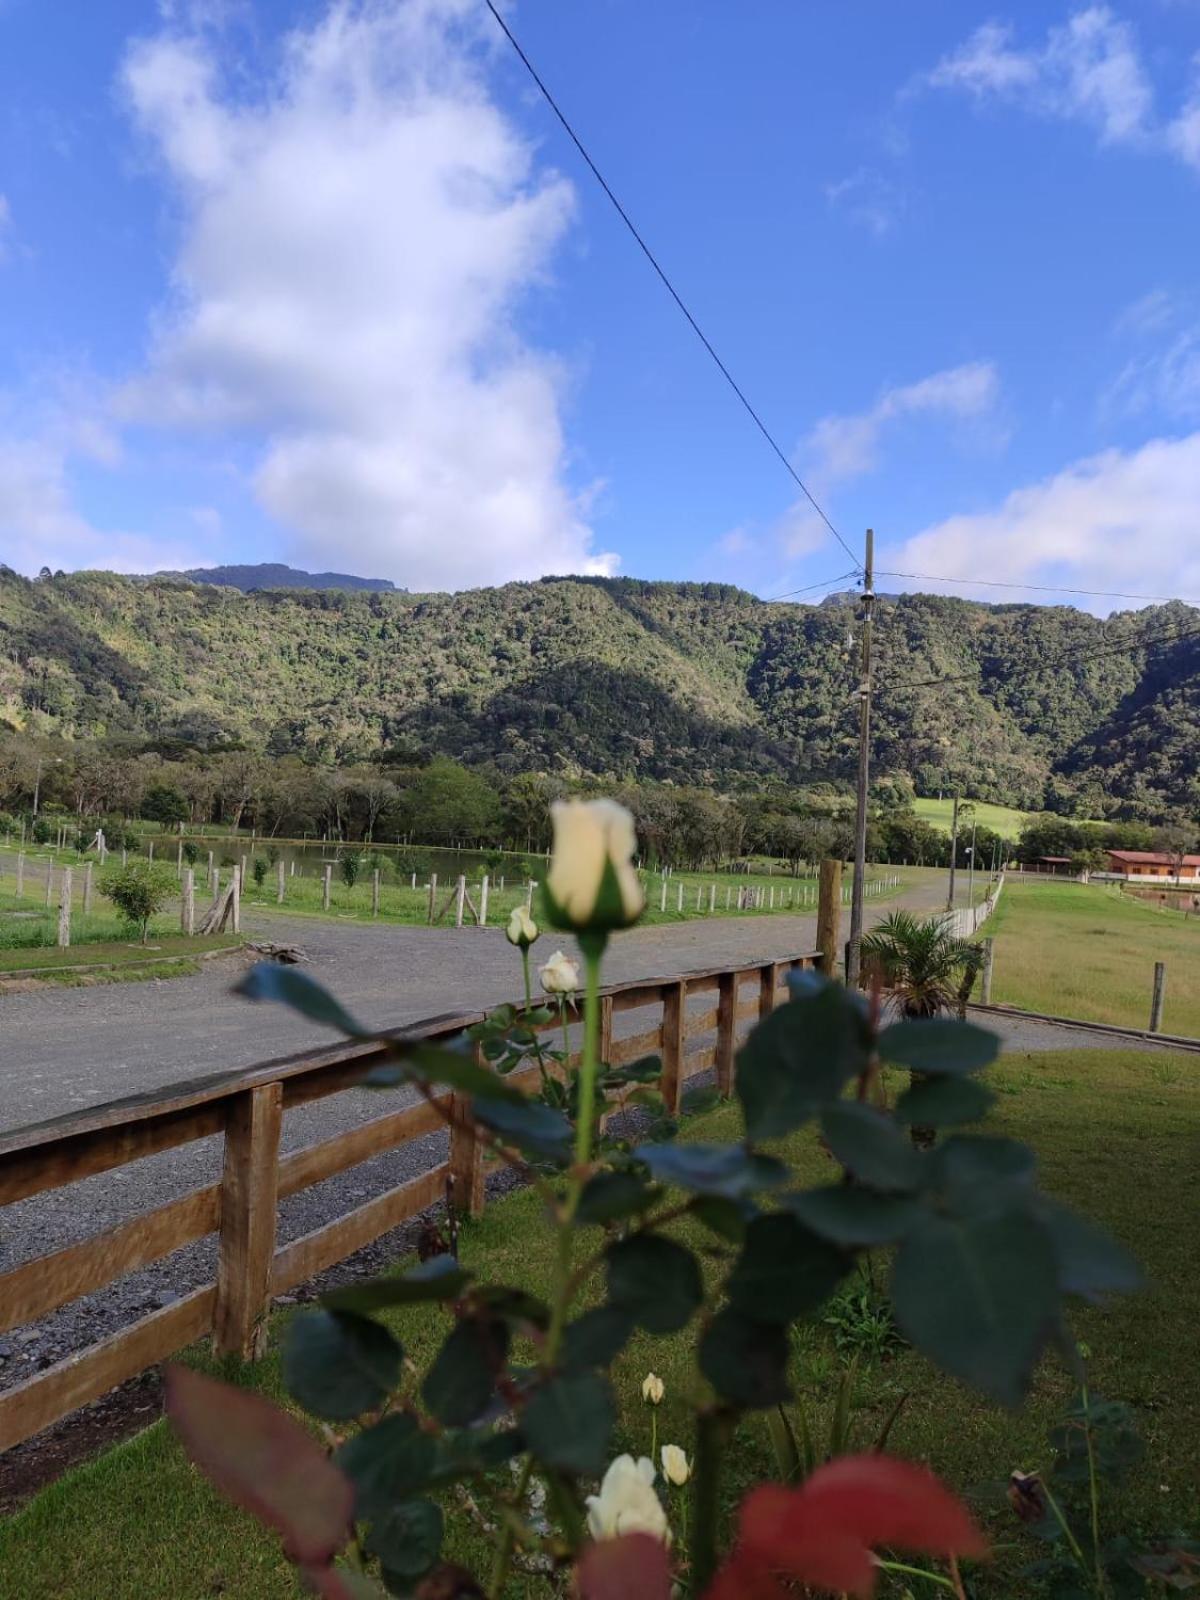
[
  {"xmin": 660, "ymin": 879, "xmax": 668, "ymax": 912},
  {"xmin": 322, "ymin": 864, "xmax": 332, "ymax": 911},
  {"xmin": 599, "ymin": 993, "xmax": 614, "ymax": 1068},
  {"xmin": 676, "ymin": 882, "xmax": 684, "ymax": 913},
  {"xmin": 57, "ymin": 867, "xmax": 72, "ymax": 948},
  {"xmin": 758, "ymin": 961, "xmax": 778, "ymax": 1022},
  {"xmin": 230, "ymin": 864, "xmax": 241, "ymax": 934},
  {"xmin": 15, "ymin": 852, "xmax": 24, "ymax": 897},
  {"xmin": 277, "ymin": 859, "xmax": 286, "ymax": 904},
  {"xmin": 427, "ymin": 873, "xmax": 438, "ymax": 922},
  {"xmin": 371, "ymin": 869, "xmax": 381, "ymax": 917},
  {"xmin": 980, "ymin": 937, "xmax": 995, "ymax": 1004},
  {"xmin": 1150, "ymin": 962, "xmax": 1167, "ymax": 1033},
  {"xmin": 43, "ymin": 867, "xmax": 53, "ymax": 909},
  {"xmin": 455, "ymin": 875, "xmax": 466, "ymax": 927},
  {"xmin": 660, "ymin": 980, "xmax": 685, "ymax": 1113},
  {"xmin": 818, "ymin": 859, "xmax": 844, "ymax": 977},
  {"xmin": 83, "ymin": 860, "xmax": 94, "ymax": 916},
  {"xmin": 449, "ymin": 1052, "xmax": 487, "ymax": 1218},
  {"xmin": 176, "ymin": 840, "xmax": 184, "ymax": 875},
  {"xmin": 715, "ymin": 970, "xmax": 737, "ymax": 1096},
  {"xmin": 213, "ymin": 1083, "xmax": 283, "ymax": 1360},
  {"xmin": 479, "ymin": 875, "xmax": 489, "ymax": 926},
  {"xmin": 181, "ymin": 869, "xmax": 195, "ymax": 936},
  {"xmin": 207, "ymin": 851, "xmax": 215, "ymax": 891},
  {"xmin": 148, "ymin": 841, "xmax": 154, "ymax": 863}
]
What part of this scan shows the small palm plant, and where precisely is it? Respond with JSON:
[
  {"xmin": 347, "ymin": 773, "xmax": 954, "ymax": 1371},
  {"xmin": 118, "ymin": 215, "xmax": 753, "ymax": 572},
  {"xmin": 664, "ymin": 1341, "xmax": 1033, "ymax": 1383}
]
[{"xmin": 861, "ymin": 911, "xmax": 985, "ymax": 1143}]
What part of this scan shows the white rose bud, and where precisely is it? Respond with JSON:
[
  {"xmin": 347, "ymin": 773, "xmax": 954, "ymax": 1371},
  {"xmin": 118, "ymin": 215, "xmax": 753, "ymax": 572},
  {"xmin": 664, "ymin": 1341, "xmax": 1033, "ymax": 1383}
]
[
  {"xmin": 539, "ymin": 949, "xmax": 580, "ymax": 995},
  {"xmin": 505, "ymin": 905, "xmax": 539, "ymax": 949},
  {"xmin": 660, "ymin": 1445, "xmax": 690, "ymax": 1487},
  {"xmin": 545, "ymin": 798, "xmax": 645, "ymax": 933},
  {"xmin": 585, "ymin": 1455, "xmax": 670, "ymax": 1545},
  {"xmin": 641, "ymin": 1372, "xmax": 665, "ymax": 1406}
]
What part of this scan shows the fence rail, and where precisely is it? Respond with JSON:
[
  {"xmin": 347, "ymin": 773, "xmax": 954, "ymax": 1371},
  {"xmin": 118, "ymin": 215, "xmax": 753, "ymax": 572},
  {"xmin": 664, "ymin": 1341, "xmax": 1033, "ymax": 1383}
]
[
  {"xmin": 0, "ymin": 948, "xmax": 820, "ymax": 1454},
  {"xmin": 941, "ymin": 873, "xmax": 1005, "ymax": 940}
]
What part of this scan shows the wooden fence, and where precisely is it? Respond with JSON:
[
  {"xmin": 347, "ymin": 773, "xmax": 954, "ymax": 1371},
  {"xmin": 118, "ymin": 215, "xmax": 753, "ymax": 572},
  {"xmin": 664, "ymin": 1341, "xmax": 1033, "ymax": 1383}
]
[{"xmin": 0, "ymin": 949, "xmax": 820, "ymax": 1454}]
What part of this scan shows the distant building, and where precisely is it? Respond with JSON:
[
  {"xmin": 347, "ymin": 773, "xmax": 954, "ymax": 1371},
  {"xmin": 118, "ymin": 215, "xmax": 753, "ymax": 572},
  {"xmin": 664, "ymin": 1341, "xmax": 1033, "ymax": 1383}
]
[
  {"xmin": 1105, "ymin": 850, "xmax": 1200, "ymax": 879},
  {"xmin": 1033, "ymin": 855, "xmax": 1074, "ymax": 875}
]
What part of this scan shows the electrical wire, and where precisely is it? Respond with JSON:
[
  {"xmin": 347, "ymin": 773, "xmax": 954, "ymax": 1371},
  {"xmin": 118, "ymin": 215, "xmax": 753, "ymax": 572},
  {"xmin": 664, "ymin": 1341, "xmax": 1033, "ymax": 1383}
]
[
  {"xmin": 875, "ymin": 569, "xmax": 1184, "ymax": 606},
  {"xmin": 481, "ymin": 0, "xmax": 860, "ymax": 573},
  {"xmin": 764, "ymin": 569, "xmax": 860, "ymax": 601}
]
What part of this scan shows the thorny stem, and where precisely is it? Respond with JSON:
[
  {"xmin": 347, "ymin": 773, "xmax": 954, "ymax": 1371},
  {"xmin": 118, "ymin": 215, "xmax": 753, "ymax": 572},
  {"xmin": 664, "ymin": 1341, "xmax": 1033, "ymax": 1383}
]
[
  {"xmin": 1041, "ymin": 1479, "xmax": 1091, "ymax": 1575},
  {"xmin": 1080, "ymin": 1380, "xmax": 1106, "ymax": 1594},
  {"xmin": 874, "ymin": 1557, "xmax": 960, "ymax": 1593},
  {"xmin": 690, "ymin": 1409, "xmax": 726, "ymax": 1595}
]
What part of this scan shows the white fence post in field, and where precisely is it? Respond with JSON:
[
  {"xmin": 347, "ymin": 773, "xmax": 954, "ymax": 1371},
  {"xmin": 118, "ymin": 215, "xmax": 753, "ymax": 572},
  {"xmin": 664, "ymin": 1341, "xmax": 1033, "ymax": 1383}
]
[
  {"xmin": 83, "ymin": 861, "xmax": 94, "ymax": 916},
  {"xmin": 372, "ymin": 869, "xmax": 381, "ymax": 918},
  {"xmin": 322, "ymin": 864, "xmax": 332, "ymax": 911},
  {"xmin": 277, "ymin": 859, "xmax": 286, "ymax": 903},
  {"xmin": 709, "ymin": 883, "xmax": 717, "ymax": 913},
  {"xmin": 57, "ymin": 867, "xmax": 72, "ymax": 948},
  {"xmin": 455, "ymin": 875, "xmax": 466, "ymax": 927},
  {"xmin": 677, "ymin": 882, "xmax": 684, "ymax": 913},
  {"xmin": 660, "ymin": 879, "xmax": 668, "ymax": 913},
  {"xmin": 182, "ymin": 869, "xmax": 195, "ymax": 936},
  {"xmin": 44, "ymin": 867, "xmax": 53, "ymax": 909},
  {"xmin": 231, "ymin": 865, "xmax": 241, "ymax": 935},
  {"xmin": 15, "ymin": 852, "xmax": 24, "ymax": 897},
  {"xmin": 479, "ymin": 875, "xmax": 489, "ymax": 926}
]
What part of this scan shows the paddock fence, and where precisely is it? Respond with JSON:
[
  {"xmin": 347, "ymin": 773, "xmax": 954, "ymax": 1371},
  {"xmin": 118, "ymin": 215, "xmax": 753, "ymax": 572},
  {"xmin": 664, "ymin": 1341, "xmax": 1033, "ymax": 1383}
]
[{"xmin": 0, "ymin": 948, "xmax": 820, "ymax": 1454}]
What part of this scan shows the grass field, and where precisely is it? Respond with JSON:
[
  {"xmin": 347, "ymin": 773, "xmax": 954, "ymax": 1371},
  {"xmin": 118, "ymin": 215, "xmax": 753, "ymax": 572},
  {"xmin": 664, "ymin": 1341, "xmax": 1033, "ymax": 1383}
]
[
  {"xmin": 912, "ymin": 797, "xmax": 1031, "ymax": 836},
  {"xmin": 3, "ymin": 1042, "xmax": 1195, "ymax": 1600},
  {"xmin": 990, "ymin": 876, "xmax": 1200, "ymax": 1036}
]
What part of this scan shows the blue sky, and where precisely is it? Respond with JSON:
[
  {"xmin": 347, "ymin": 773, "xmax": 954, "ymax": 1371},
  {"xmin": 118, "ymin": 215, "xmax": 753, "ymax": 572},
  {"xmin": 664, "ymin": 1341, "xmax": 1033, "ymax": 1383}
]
[{"xmin": 2, "ymin": 1, "xmax": 1200, "ymax": 607}]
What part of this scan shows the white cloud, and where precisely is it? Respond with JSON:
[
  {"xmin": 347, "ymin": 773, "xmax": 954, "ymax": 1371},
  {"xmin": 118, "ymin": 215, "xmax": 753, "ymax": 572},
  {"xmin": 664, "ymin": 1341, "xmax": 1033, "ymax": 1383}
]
[
  {"xmin": 118, "ymin": 0, "xmax": 616, "ymax": 590},
  {"xmin": 926, "ymin": 8, "xmax": 1153, "ymax": 146},
  {"xmin": 1165, "ymin": 54, "xmax": 1200, "ymax": 169},
  {"xmin": 803, "ymin": 361, "xmax": 1000, "ymax": 490},
  {"xmin": 824, "ymin": 167, "xmax": 905, "ymax": 236},
  {"xmin": 1113, "ymin": 287, "xmax": 1174, "ymax": 336},
  {"xmin": 891, "ymin": 433, "xmax": 1200, "ymax": 609}
]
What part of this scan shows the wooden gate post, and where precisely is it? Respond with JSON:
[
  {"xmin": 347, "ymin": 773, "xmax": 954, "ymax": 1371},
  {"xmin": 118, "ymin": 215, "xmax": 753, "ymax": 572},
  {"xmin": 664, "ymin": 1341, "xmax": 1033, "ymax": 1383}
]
[
  {"xmin": 817, "ymin": 859, "xmax": 844, "ymax": 978},
  {"xmin": 213, "ymin": 1082, "xmax": 283, "ymax": 1360},
  {"xmin": 660, "ymin": 980, "xmax": 685, "ymax": 1113},
  {"xmin": 57, "ymin": 867, "xmax": 72, "ymax": 948},
  {"xmin": 181, "ymin": 869, "xmax": 195, "ymax": 936},
  {"xmin": 1150, "ymin": 962, "xmax": 1167, "ymax": 1033},
  {"xmin": 715, "ymin": 970, "xmax": 737, "ymax": 1096},
  {"xmin": 980, "ymin": 937, "xmax": 995, "ymax": 1004}
]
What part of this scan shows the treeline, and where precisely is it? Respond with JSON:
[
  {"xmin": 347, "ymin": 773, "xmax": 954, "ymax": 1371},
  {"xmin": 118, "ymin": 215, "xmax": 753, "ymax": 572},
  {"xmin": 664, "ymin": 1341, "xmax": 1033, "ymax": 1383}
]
[{"xmin": 4, "ymin": 566, "xmax": 1200, "ymax": 817}]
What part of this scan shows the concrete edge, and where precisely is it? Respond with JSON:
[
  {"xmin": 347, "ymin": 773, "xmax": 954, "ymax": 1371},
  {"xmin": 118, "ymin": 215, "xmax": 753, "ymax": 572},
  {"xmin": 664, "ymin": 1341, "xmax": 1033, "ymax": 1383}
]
[{"xmin": 968, "ymin": 1000, "xmax": 1200, "ymax": 1053}]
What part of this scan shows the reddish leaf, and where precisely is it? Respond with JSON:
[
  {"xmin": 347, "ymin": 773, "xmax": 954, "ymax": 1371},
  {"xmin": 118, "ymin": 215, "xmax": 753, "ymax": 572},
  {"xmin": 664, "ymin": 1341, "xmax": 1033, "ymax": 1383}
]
[
  {"xmin": 727, "ymin": 1454, "xmax": 986, "ymax": 1599},
  {"xmin": 166, "ymin": 1365, "xmax": 354, "ymax": 1566},
  {"xmin": 703, "ymin": 1553, "xmax": 786, "ymax": 1600},
  {"xmin": 577, "ymin": 1535, "xmax": 673, "ymax": 1600}
]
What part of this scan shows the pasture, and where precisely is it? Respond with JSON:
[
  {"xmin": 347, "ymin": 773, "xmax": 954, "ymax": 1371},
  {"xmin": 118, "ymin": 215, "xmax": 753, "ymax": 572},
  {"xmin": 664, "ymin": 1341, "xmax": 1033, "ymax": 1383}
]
[
  {"xmin": 2, "ymin": 1042, "xmax": 1194, "ymax": 1600},
  {"xmin": 989, "ymin": 876, "xmax": 1200, "ymax": 1036},
  {"xmin": 911, "ymin": 796, "xmax": 1030, "ymax": 836}
]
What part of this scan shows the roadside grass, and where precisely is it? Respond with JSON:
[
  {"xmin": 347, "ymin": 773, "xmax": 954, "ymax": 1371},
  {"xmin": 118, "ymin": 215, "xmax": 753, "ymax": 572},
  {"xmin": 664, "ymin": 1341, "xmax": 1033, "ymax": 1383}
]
[
  {"xmin": 912, "ymin": 797, "xmax": 1031, "ymax": 836},
  {"xmin": 0, "ymin": 932, "xmax": 239, "ymax": 975},
  {"xmin": 2, "ymin": 1044, "xmax": 1195, "ymax": 1600},
  {"xmin": 989, "ymin": 877, "xmax": 1200, "ymax": 1036}
]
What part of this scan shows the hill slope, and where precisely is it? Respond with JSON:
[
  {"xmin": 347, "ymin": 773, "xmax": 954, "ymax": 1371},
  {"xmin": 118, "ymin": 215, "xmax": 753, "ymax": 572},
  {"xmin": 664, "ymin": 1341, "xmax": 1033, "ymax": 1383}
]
[{"xmin": 1, "ymin": 568, "xmax": 1196, "ymax": 815}]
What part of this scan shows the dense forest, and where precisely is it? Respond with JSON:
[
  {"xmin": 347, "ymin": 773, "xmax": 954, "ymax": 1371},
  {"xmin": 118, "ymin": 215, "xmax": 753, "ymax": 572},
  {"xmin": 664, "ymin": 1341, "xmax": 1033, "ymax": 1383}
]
[{"xmin": 2, "ymin": 566, "xmax": 1198, "ymax": 820}]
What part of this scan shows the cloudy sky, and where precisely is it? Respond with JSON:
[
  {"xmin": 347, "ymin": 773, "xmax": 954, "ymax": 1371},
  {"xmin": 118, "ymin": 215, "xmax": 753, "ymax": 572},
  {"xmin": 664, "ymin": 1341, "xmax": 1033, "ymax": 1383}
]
[{"xmin": 3, "ymin": 1, "xmax": 1200, "ymax": 608}]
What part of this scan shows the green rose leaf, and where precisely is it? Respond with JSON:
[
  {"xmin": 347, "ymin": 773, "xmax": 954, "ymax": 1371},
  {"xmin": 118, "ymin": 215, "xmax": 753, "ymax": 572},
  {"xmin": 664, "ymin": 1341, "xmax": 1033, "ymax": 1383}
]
[
  {"xmin": 602, "ymin": 1054, "xmax": 663, "ymax": 1087},
  {"xmin": 726, "ymin": 1212, "xmax": 850, "ymax": 1324},
  {"xmin": 421, "ymin": 1316, "xmax": 510, "ymax": 1427},
  {"xmin": 561, "ymin": 1305, "xmax": 637, "ymax": 1372},
  {"xmin": 523, "ymin": 1373, "xmax": 616, "ymax": 1476},
  {"xmin": 473, "ymin": 1095, "xmax": 573, "ymax": 1159},
  {"xmin": 699, "ymin": 1308, "xmax": 792, "ymax": 1409},
  {"xmin": 635, "ymin": 1142, "xmax": 789, "ymax": 1200},
  {"xmin": 784, "ymin": 1185, "xmax": 923, "ymax": 1247},
  {"xmin": 335, "ymin": 1414, "xmax": 436, "ymax": 1523},
  {"xmin": 403, "ymin": 1042, "xmax": 527, "ymax": 1104},
  {"xmin": 928, "ymin": 1135, "xmax": 1037, "ymax": 1216},
  {"xmin": 606, "ymin": 1234, "xmax": 703, "ymax": 1334},
  {"xmin": 891, "ymin": 1206, "xmax": 1059, "ymax": 1407},
  {"xmin": 576, "ymin": 1169, "xmax": 657, "ymax": 1225},
  {"xmin": 689, "ymin": 1194, "xmax": 752, "ymax": 1244},
  {"xmin": 429, "ymin": 1425, "xmax": 525, "ymax": 1487},
  {"xmin": 282, "ymin": 1311, "xmax": 401, "ymax": 1422},
  {"xmin": 1032, "ymin": 1197, "xmax": 1142, "ymax": 1301},
  {"xmin": 468, "ymin": 1285, "xmax": 551, "ymax": 1330},
  {"xmin": 894, "ymin": 1075, "xmax": 996, "ymax": 1128},
  {"xmin": 367, "ymin": 1497, "xmax": 444, "ymax": 1583},
  {"xmin": 877, "ymin": 1018, "xmax": 1000, "ymax": 1076},
  {"xmin": 322, "ymin": 1255, "xmax": 471, "ymax": 1314},
  {"xmin": 236, "ymin": 963, "xmax": 370, "ymax": 1038},
  {"xmin": 820, "ymin": 1101, "xmax": 923, "ymax": 1193},
  {"xmin": 735, "ymin": 982, "xmax": 871, "ymax": 1140}
]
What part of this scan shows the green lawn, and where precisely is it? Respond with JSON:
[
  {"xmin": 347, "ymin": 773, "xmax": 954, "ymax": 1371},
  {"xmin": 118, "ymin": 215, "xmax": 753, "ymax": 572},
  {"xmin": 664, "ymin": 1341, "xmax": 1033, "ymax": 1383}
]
[
  {"xmin": 912, "ymin": 797, "xmax": 1031, "ymax": 837},
  {"xmin": 989, "ymin": 877, "xmax": 1200, "ymax": 1036},
  {"xmin": 3, "ymin": 1043, "xmax": 1195, "ymax": 1599}
]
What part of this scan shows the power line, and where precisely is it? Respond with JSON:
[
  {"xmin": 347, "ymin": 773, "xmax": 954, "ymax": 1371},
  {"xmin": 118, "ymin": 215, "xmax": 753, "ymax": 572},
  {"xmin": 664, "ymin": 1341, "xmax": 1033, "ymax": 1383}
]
[
  {"xmin": 875, "ymin": 569, "xmax": 1186, "ymax": 606},
  {"xmin": 764, "ymin": 568, "xmax": 860, "ymax": 601},
  {"xmin": 481, "ymin": 0, "xmax": 860, "ymax": 572},
  {"xmin": 876, "ymin": 616, "xmax": 1200, "ymax": 695}
]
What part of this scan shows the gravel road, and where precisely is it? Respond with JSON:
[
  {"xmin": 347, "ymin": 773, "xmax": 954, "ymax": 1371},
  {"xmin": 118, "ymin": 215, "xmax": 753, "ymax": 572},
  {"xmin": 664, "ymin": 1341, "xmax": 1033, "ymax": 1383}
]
[{"xmin": 0, "ymin": 873, "xmax": 1173, "ymax": 1414}]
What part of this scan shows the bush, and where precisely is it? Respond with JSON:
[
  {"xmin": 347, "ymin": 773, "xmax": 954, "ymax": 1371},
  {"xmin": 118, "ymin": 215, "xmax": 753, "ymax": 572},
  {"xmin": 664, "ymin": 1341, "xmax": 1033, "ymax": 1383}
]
[
  {"xmin": 141, "ymin": 784, "xmax": 189, "ymax": 826},
  {"xmin": 339, "ymin": 850, "xmax": 362, "ymax": 888},
  {"xmin": 182, "ymin": 840, "xmax": 200, "ymax": 867},
  {"xmin": 251, "ymin": 857, "xmax": 268, "ymax": 889},
  {"xmin": 100, "ymin": 860, "xmax": 176, "ymax": 942},
  {"xmin": 31, "ymin": 818, "xmax": 53, "ymax": 845}
]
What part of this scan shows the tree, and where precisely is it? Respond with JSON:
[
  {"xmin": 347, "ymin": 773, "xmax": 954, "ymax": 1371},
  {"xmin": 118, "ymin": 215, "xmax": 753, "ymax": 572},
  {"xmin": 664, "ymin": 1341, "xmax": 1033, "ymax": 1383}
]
[
  {"xmin": 396, "ymin": 758, "xmax": 500, "ymax": 843},
  {"xmin": 141, "ymin": 784, "xmax": 189, "ymax": 825},
  {"xmin": 101, "ymin": 861, "xmax": 176, "ymax": 943}
]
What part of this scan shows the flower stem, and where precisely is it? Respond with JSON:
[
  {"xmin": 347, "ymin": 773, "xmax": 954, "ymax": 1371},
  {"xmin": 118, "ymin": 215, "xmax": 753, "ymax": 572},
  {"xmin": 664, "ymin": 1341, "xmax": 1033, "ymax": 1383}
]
[
  {"xmin": 690, "ymin": 1410, "xmax": 725, "ymax": 1595},
  {"xmin": 875, "ymin": 1558, "xmax": 961, "ymax": 1593}
]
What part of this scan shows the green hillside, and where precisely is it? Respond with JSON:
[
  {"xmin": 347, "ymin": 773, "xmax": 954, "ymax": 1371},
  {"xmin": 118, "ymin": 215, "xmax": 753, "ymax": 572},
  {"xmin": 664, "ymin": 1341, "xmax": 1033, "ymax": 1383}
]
[{"xmin": 3, "ymin": 566, "xmax": 1198, "ymax": 816}]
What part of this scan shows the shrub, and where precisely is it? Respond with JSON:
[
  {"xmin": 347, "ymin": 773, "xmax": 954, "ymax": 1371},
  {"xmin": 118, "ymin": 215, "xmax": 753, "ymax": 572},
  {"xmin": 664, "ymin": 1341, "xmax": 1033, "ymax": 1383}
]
[
  {"xmin": 339, "ymin": 851, "xmax": 362, "ymax": 889},
  {"xmin": 100, "ymin": 860, "xmax": 176, "ymax": 942},
  {"xmin": 251, "ymin": 857, "xmax": 268, "ymax": 889},
  {"xmin": 182, "ymin": 840, "xmax": 200, "ymax": 867}
]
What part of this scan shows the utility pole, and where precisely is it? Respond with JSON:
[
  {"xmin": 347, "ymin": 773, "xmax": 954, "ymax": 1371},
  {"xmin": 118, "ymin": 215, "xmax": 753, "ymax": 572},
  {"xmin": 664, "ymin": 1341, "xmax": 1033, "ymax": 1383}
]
[
  {"xmin": 846, "ymin": 529, "xmax": 874, "ymax": 988},
  {"xmin": 967, "ymin": 815, "xmax": 977, "ymax": 907},
  {"xmin": 947, "ymin": 794, "xmax": 960, "ymax": 910}
]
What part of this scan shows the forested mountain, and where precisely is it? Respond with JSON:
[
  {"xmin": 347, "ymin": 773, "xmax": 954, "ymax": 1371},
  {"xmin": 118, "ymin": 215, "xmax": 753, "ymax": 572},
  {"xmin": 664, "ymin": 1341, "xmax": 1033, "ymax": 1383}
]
[
  {"xmin": 2, "ymin": 566, "xmax": 1197, "ymax": 817},
  {"xmin": 153, "ymin": 562, "xmax": 397, "ymax": 592}
]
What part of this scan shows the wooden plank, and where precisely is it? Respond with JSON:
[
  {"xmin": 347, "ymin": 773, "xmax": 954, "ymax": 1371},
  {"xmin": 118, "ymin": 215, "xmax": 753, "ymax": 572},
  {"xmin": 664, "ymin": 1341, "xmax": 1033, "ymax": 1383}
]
[
  {"xmin": 599, "ymin": 994, "xmax": 614, "ymax": 1068},
  {"xmin": 611, "ymin": 985, "xmax": 664, "ymax": 1015},
  {"xmin": 759, "ymin": 962, "xmax": 778, "ymax": 1022},
  {"xmin": 0, "ymin": 1185, "xmax": 220, "ymax": 1334},
  {"xmin": 660, "ymin": 981, "xmax": 685, "ymax": 1114},
  {"xmin": 683, "ymin": 1045, "xmax": 717, "ymax": 1077},
  {"xmin": 271, "ymin": 1166, "xmax": 449, "ymax": 1295},
  {"xmin": 0, "ymin": 1104, "xmax": 226, "ymax": 1208},
  {"xmin": 715, "ymin": 971, "xmax": 737, "ymax": 1096},
  {"xmin": 213, "ymin": 1085, "xmax": 282, "ymax": 1360},
  {"xmin": 684, "ymin": 1005, "xmax": 720, "ymax": 1037},
  {"xmin": 277, "ymin": 1097, "xmax": 449, "ymax": 1198},
  {"xmin": 609, "ymin": 1027, "xmax": 662, "ymax": 1066},
  {"xmin": 735, "ymin": 998, "xmax": 760, "ymax": 1022},
  {"xmin": 685, "ymin": 975, "xmax": 720, "ymax": 996},
  {"xmin": 0, "ymin": 1286, "xmax": 217, "ymax": 1453}
]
